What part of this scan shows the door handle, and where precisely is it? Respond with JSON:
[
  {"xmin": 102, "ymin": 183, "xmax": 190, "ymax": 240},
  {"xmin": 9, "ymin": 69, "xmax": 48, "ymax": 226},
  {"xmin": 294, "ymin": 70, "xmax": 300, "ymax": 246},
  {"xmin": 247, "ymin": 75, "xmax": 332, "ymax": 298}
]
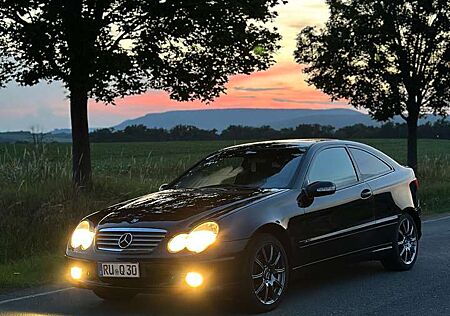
[{"xmin": 360, "ymin": 189, "xmax": 373, "ymax": 199}]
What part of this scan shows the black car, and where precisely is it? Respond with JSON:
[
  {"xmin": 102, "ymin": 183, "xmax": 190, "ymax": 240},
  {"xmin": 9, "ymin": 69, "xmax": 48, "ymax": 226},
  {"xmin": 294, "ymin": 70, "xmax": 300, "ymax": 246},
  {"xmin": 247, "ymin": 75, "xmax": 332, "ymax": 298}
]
[{"xmin": 66, "ymin": 139, "xmax": 421, "ymax": 312}]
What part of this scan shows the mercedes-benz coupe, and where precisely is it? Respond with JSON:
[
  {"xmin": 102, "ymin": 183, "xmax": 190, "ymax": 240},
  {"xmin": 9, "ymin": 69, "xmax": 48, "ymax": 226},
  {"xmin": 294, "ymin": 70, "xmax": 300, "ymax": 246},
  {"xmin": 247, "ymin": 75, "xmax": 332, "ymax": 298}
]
[{"xmin": 66, "ymin": 140, "xmax": 421, "ymax": 312}]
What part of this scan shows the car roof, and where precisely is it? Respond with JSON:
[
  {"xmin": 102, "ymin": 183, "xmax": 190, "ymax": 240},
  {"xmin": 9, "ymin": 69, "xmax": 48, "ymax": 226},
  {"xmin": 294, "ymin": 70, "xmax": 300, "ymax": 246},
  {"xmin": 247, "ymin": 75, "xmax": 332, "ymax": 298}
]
[
  {"xmin": 221, "ymin": 139, "xmax": 400, "ymax": 168},
  {"xmin": 222, "ymin": 139, "xmax": 345, "ymax": 151}
]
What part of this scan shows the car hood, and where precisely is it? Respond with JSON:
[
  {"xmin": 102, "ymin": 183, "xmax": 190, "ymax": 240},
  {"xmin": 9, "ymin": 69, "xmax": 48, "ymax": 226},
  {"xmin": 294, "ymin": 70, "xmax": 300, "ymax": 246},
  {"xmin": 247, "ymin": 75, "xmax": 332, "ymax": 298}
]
[{"xmin": 97, "ymin": 188, "xmax": 282, "ymax": 228}]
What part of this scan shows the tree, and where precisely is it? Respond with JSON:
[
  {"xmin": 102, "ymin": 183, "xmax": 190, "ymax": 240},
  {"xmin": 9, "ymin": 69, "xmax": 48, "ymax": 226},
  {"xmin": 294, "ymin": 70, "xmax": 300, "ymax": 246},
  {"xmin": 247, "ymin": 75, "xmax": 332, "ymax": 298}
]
[
  {"xmin": 0, "ymin": 0, "xmax": 285, "ymax": 187},
  {"xmin": 169, "ymin": 125, "xmax": 217, "ymax": 141},
  {"xmin": 295, "ymin": 0, "xmax": 450, "ymax": 172},
  {"xmin": 30, "ymin": 125, "xmax": 45, "ymax": 145}
]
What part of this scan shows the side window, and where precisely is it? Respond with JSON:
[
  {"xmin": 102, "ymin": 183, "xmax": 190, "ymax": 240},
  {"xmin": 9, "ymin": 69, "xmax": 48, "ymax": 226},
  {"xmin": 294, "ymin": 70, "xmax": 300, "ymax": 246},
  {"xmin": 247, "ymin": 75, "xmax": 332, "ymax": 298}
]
[
  {"xmin": 308, "ymin": 148, "xmax": 358, "ymax": 188},
  {"xmin": 349, "ymin": 148, "xmax": 391, "ymax": 180}
]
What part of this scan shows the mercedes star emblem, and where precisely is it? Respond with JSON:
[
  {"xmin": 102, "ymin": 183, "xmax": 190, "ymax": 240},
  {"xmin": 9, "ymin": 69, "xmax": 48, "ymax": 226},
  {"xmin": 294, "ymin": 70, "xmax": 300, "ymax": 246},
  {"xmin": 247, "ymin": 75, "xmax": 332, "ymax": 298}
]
[{"xmin": 118, "ymin": 233, "xmax": 133, "ymax": 249}]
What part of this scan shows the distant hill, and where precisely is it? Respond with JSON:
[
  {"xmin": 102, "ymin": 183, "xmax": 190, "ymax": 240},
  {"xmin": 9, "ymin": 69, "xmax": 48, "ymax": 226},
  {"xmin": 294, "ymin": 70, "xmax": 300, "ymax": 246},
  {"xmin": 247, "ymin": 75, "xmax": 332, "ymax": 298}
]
[
  {"xmin": 0, "ymin": 131, "xmax": 71, "ymax": 143},
  {"xmin": 1, "ymin": 108, "xmax": 446, "ymax": 143},
  {"xmin": 50, "ymin": 128, "xmax": 95, "ymax": 134},
  {"xmin": 113, "ymin": 108, "xmax": 445, "ymax": 131},
  {"xmin": 0, "ymin": 131, "xmax": 33, "ymax": 143},
  {"xmin": 113, "ymin": 108, "xmax": 375, "ymax": 131}
]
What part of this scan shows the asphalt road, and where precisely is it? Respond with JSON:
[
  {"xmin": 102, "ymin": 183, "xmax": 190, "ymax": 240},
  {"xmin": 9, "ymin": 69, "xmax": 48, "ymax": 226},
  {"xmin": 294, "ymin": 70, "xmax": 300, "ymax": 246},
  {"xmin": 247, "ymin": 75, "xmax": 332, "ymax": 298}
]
[{"xmin": 1, "ymin": 215, "xmax": 450, "ymax": 316}]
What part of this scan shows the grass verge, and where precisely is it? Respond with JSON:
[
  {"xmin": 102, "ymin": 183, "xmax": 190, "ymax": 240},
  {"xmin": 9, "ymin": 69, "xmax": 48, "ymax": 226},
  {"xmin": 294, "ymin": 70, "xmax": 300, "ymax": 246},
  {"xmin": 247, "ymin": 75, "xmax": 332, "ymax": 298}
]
[{"xmin": 0, "ymin": 255, "xmax": 65, "ymax": 290}]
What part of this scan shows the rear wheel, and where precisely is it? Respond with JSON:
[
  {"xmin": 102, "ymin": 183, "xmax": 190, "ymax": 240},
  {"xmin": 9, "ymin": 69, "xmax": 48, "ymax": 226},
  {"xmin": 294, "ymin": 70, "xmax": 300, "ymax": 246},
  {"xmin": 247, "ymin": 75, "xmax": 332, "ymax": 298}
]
[
  {"xmin": 92, "ymin": 288, "xmax": 137, "ymax": 301},
  {"xmin": 240, "ymin": 234, "xmax": 289, "ymax": 313},
  {"xmin": 382, "ymin": 214, "xmax": 419, "ymax": 271}
]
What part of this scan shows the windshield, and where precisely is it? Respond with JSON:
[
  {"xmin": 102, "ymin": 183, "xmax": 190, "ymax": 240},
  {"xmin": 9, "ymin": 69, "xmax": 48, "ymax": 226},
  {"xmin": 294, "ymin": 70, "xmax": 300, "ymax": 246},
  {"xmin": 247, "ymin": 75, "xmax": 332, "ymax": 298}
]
[{"xmin": 172, "ymin": 146, "xmax": 306, "ymax": 189}]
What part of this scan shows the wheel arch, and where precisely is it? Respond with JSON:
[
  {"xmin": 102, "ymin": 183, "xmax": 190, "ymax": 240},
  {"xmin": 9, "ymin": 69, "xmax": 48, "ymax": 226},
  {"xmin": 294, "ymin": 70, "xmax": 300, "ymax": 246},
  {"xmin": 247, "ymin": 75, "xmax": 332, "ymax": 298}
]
[{"xmin": 251, "ymin": 223, "xmax": 293, "ymax": 263}]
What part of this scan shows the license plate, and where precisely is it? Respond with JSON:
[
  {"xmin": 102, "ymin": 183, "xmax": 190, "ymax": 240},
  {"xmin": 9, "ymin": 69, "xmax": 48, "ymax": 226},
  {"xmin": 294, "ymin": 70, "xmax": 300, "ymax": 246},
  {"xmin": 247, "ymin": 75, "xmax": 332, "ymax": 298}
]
[{"xmin": 99, "ymin": 262, "xmax": 140, "ymax": 278}]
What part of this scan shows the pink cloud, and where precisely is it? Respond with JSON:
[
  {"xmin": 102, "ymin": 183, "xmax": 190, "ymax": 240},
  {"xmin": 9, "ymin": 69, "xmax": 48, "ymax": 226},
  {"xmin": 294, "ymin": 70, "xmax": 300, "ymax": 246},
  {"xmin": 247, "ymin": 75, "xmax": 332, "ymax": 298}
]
[{"xmin": 90, "ymin": 62, "xmax": 350, "ymax": 121}]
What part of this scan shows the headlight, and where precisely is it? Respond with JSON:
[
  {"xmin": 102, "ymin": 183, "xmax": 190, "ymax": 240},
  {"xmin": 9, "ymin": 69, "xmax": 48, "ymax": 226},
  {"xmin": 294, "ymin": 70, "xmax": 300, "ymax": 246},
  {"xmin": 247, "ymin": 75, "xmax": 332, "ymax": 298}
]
[
  {"xmin": 70, "ymin": 220, "xmax": 95, "ymax": 250},
  {"xmin": 167, "ymin": 233, "xmax": 189, "ymax": 253},
  {"xmin": 186, "ymin": 222, "xmax": 219, "ymax": 253},
  {"xmin": 168, "ymin": 222, "xmax": 219, "ymax": 254}
]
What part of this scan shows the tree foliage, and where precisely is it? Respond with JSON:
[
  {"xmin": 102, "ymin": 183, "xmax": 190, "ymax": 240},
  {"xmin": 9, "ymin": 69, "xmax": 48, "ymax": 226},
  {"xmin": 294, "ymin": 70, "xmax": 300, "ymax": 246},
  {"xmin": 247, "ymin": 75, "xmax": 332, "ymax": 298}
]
[
  {"xmin": 0, "ymin": 0, "xmax": 284, "ymax": 102},
  {"xmin": 295, "ymin": 0, "xmax": 450, "ymax": 170}
]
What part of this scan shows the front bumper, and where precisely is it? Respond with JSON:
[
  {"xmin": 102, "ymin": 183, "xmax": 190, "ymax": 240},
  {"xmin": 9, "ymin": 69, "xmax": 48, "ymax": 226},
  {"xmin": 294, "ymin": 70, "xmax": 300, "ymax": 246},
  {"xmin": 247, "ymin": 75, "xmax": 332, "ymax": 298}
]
[{"xmin": 66, "ymin": 240, "xmax": 248, "ymax": 293}]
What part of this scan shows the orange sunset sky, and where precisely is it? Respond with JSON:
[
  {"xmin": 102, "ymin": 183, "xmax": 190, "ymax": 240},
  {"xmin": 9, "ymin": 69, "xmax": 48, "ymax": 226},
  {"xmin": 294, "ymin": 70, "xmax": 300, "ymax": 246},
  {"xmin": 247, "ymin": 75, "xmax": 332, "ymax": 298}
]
[{"xmin": 0, "ymin": 0, "xmax": 349, "ymax": 132}]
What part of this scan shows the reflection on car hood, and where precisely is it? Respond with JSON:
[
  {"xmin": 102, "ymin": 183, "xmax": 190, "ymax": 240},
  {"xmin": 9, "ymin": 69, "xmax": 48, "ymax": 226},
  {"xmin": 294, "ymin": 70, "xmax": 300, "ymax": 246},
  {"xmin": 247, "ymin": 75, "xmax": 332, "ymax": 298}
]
[{"xmin": 98, "ymin": 188, "xmax": 282, "ymax": 225}]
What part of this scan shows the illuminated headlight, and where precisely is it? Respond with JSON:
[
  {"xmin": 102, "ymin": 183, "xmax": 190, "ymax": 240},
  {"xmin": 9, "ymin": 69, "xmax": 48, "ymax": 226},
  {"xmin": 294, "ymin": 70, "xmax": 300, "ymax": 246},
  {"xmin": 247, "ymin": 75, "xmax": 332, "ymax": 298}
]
[
  {"xmin": 70, "ymin": 220, "xmax": 95, "ymax": 250},
  {"xmin": 167, "ymin": 233, "xmax": 189, "ymax": 253},
  {"xmin": 168, "ymin": 222, "xmax": 219, "ymax": 254},
  {"xmin": 186, "ymin": 222, "xmax": 219, "ymax": 253}
]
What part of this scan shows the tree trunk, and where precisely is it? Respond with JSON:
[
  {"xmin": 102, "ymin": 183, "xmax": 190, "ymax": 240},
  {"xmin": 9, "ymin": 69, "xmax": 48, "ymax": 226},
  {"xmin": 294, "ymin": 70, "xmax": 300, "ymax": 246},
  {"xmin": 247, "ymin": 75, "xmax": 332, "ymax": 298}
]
[
  {"xmin": 70, "ymin": 85, "xmax": 92, "ymax": 188},
  {"xmin": 406, "ymin": 115, "xmax": 418, "ymax": 174}
]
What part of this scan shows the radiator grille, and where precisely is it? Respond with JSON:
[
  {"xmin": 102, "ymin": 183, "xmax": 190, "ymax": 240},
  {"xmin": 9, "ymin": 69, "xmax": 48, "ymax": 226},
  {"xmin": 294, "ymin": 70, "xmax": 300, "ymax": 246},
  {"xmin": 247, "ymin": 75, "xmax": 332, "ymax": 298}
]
[{"xmin": 96, "ymin": 228, "xmax": 167, "ymax": 253}]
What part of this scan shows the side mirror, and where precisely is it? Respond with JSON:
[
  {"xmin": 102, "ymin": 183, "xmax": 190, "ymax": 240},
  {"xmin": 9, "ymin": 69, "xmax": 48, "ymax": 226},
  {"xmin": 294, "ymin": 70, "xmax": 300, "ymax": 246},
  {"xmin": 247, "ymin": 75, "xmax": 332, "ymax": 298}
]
[
  {"xmin": 297, "ymin": 181, "xmax": 336, "ymax": 207},
  {"xmin": 305, "ymin": 181, "xmax": 336, "ymax": 198},
  {"xmin": 159, "ymin": 183, "xmax": 169, "ymax": 191}
]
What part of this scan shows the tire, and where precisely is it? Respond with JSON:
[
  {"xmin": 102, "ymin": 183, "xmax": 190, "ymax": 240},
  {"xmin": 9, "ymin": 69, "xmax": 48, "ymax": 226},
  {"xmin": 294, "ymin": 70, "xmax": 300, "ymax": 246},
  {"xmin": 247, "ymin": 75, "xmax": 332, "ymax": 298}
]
[
  {"xmin": 240, "ymin": 233, "xmax": 289, "ymax": 313},
  {"xmin": 92, "ymin": 288, "xmax": 137, "ymax": 301},
  {"xmin": 381, "ymin": 213, "xmax": 419, "ymax": 271}
]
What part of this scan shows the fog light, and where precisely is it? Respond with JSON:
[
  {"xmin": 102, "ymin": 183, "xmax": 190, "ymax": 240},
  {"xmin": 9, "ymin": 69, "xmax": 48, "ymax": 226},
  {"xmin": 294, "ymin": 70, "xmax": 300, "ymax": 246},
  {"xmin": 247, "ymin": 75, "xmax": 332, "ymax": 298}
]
[
  {"xmin": 71, "ymin": 266, "xmax": 83, "ymax": 280},
  {"xmin": 185, "ymin": 272, "xmax": 203, "ymax": 288}
]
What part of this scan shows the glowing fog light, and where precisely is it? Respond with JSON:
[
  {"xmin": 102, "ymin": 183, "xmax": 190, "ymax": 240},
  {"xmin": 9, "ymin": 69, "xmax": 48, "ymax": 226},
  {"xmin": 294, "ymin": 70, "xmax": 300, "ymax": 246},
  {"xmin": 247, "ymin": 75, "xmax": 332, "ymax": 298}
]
[
  {"xmin": 185, "ymin": 272, "xmax": 203, "ymax": 288},
  {"xmin": 70, "ymin": 266, "xmax": 83, "ymax": 280},
  {"xmin": 70, "ymin": 220, "xmax": 95, "ymax": 250},
  {"xmin": 167, "ymin": 222, "xmax": 219, "ymax": 254}
]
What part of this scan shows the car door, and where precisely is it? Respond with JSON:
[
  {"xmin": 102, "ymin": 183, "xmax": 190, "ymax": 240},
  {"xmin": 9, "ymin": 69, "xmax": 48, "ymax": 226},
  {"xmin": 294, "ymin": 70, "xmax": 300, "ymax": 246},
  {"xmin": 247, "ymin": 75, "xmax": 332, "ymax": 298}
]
[
  {"xmin": 348, "ymin": 147, "xmax": 397, "ymax": 247},
  {"xmin": 294, "ymin": 146, "xmax": 375, "ymax": 265}
]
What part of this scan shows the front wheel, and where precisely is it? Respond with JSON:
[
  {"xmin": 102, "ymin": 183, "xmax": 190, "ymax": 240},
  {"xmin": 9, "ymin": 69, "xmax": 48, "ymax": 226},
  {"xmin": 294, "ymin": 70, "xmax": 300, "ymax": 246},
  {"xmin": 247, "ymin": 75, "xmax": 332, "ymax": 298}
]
[
  {"xmin": 382, "ymin": 213, "xmax": 419, "ymax": 271},
  {"xmin": 240, "ymin": 234, "xmax": 289, "ymax": 313},
  {"xmin": 92, "ymin": 288, "xmax": 137, "ymax": 301}
]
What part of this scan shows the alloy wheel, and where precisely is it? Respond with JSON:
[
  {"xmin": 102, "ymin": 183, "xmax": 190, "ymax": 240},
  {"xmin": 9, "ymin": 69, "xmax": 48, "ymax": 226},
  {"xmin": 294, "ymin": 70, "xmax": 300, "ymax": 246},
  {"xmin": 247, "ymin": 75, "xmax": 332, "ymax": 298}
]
[
  {"xmin": 251, "ymin": 242, "xmax": 287, "ymax": 305},
  {"xmin": 397, "ymin": 217, "xmax": 418, "ymax": 265}
]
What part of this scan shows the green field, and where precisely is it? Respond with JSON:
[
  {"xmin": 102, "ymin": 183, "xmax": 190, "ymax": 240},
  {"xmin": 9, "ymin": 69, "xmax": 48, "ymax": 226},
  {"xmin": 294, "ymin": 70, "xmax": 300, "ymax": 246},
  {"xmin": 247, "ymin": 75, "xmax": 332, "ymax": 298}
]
[{"xmin": 0, "ymin": 139, "xmax": 449, "ymax": 288}]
